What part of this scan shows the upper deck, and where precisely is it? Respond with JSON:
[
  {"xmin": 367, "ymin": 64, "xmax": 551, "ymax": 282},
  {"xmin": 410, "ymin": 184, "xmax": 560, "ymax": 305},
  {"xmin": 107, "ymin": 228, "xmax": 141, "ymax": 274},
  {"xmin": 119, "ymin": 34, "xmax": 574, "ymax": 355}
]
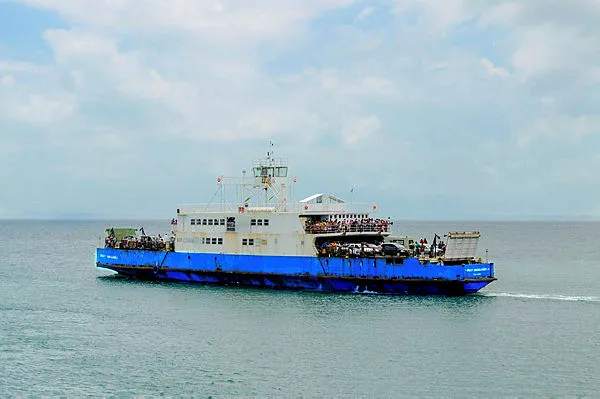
[{"xmin": 167, "ymin": 145, "xmax": 392, "ymax": 255}]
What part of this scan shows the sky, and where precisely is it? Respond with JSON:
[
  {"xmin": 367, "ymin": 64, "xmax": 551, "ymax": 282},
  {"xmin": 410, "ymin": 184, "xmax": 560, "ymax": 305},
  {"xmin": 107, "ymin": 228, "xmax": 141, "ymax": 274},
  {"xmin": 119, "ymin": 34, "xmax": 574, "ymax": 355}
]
[{"xmin": 0, "ymin": 0, "xmax": 599, "ymax": 220}]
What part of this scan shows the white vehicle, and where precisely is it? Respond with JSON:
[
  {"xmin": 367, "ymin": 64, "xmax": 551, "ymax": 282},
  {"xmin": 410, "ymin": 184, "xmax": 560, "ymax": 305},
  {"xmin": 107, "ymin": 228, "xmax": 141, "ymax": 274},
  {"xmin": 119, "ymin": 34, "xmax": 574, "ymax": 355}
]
[
  {"xmin": 343, "ymin": 243, "xmax": 377, "ymax": 255},
  {"xmin": 363, "ymin": 243, "xmax": 382, "ymax": 255}
]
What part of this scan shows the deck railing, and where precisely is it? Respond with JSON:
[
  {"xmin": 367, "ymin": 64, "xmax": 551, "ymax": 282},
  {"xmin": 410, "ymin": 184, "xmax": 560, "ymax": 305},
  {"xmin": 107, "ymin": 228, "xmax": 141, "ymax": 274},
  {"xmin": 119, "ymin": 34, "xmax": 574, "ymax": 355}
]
[{"xmin": 305, "ymin": 224, "xmax": 391, "ymax": 235}]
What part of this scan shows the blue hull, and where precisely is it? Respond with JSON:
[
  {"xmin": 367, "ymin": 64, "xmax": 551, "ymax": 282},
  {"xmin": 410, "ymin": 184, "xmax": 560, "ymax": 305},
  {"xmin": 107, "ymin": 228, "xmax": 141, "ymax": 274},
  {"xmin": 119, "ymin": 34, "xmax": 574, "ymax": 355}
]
[{"xmin": 96, "ymin": 248, "xmax": 495, "ymax": 296}]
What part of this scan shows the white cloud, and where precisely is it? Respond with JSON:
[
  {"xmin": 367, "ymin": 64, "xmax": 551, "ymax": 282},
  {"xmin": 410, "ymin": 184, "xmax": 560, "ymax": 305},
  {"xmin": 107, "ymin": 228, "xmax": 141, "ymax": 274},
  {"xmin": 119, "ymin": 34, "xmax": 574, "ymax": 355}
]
[
  {"xmin": 357, "ymin": 6, "xmax": 375, "ymax": 20},
  {"xmin": 395, "ymin": 0, "xmax": 475, "ymax": 31},
  {"xmin": 477, "ymin": 2, "xmax": 522, "ymax": 27},
  {"xmin": 540, "ymin": 97, "xmax": 555, "ymax": 107},
  {"xmin": 6, "ymin": 93, "xmax": 76, "ymax": 125},
  {"xmin": 1, "ymin": 75, "xmax": 15, "ymax": 86},
  {"xmin": 512, "ymin": 24, "xmax": 597, "ymax": 76},
  {"xmin": 43, "ymin": 29, "xmax": 176, "ymax": 101},
  {"xmin": 353, "ymin": 76, "xmax": 402, "ymax": 97},
  {"xmin": 1, "ymin": 0, "xmax": 600, "ymax": 219},
  {"xmin": 0, "ymin": 60, "xmax": 44, "ymax": 73},
  {"xmin": 427, "ymin": 62, "xmax": 450, "ymax": 72},
  {"xmin": 481, "ymin": 58, "xmax": 509, "ymax": 78},
  {"xmin": 342, "ymin": 115, "xmax": 381, "ymax": 145},
  {"xmin": 516, "ymin": 114, "xmax": 599, "ymax": 149},
  {"xmin": 20, "ymin": 0, "xmax": 357, "ymax": 41},
  {"xmin": 43, "ymin": 29, "xmax": 116, "ymax": 59},
  {"xmin": 284, "ymin": 68, "xmax": 401, "ymax": 99}
]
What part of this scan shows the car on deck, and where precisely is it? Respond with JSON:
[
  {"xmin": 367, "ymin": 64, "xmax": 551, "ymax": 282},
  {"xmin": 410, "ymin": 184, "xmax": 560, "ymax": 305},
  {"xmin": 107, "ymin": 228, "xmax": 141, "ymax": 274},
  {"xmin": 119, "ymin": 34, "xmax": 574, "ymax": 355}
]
[{"xmin": 380, "ymin": 242, "xmax": 408, "ymax": 256}]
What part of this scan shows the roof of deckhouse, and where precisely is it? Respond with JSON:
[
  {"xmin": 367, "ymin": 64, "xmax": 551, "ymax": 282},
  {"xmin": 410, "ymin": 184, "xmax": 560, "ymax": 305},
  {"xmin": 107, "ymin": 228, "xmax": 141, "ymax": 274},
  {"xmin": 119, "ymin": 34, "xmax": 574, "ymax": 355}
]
[{"xmin": 299, "ymin": 193, "xmax": 346, "ymax": 204}]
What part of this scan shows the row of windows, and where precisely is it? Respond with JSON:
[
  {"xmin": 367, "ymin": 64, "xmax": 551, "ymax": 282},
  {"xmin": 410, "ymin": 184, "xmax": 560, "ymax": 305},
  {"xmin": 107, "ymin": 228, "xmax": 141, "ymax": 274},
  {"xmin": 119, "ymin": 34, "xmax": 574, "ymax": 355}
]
[
  {"xmin": 242, "ymin": 238, "xmax": 268, "ymax": 246},
  {"xmin": 202, "ymin": 237, "xmax": 223, "ymax": 245},
  {"xmin": 253, "ymin": 166, "xmax": 288, "ymax": 177},
  {"xmin": 178, "ymin": 237, "xmax": 223, "ymax": 244},
  {"xmin": 250, "ymin": 219, "xmax": 269, "ymax": 226},
  {"xmin": 191, "ymin": 219, "xmax": 225, "ymax": 226},
  {"xmin": 179, "ymin": 236, "xmax": 268, "ymax": 246},
  {"xmin": 331, "ymin": 214, "xmax": 368, "ymax": 220},
  {"xmin": 190, "ymin": 218, "xmax": 270, "ymax": 227}
]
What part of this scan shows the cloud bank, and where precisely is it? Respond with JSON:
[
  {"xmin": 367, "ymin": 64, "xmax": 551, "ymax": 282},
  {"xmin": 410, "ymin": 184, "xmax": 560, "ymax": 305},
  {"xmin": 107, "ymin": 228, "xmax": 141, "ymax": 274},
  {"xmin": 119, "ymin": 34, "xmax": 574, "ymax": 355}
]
[{"xmin": 0, "ymin": 0, "xmax": 599, "ymax": 219}]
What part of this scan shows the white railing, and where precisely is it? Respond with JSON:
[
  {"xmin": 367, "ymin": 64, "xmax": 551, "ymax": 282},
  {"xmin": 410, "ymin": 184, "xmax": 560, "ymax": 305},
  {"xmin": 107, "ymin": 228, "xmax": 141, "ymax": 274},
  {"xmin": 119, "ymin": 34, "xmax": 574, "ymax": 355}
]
[
  {"xmin": 298, "ymin": 202, "xmax": 379, "ymax": 215},
  {"xmin": 177, "ymin": 203, "xmax": 238, "ymax": 213},
  {"xmin": 252, "ymin": 158, "xmax": 289, "ymax": 167},
  {"xmin": 178, "ymin": 201, "xmax": 382, "ymax": 215}
]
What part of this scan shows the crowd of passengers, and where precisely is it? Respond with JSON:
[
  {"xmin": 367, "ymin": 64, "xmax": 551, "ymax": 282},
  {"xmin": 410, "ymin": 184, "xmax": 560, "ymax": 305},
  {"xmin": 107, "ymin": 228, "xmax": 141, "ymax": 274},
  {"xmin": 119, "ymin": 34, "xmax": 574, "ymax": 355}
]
[
  {"xmin": 305, "ymin": 218, "xmax": 391, "ymax": 234},
  {"xmin": 319, "ymin": 238, "xmax": 446, "ymax": 258},
  {"xmin": 411, "ymin": 238, "xmax": 446, "ymax": 257},
  {"xmin": 105, "ymin": 234, "xmax": 175, "ymax": 251}
]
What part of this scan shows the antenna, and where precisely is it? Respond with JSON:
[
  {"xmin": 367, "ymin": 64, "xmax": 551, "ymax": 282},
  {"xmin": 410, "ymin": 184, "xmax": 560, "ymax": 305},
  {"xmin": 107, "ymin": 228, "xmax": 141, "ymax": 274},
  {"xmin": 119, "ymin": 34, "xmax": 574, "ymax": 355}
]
[{"xmin": 265, "ymin": 140, "xmax": 275, "ymax": 163}]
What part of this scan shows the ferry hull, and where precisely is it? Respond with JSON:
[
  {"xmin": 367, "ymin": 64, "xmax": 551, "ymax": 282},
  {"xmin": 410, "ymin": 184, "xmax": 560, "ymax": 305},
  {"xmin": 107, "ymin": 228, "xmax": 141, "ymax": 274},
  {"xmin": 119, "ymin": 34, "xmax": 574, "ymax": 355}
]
[{"xmin": 96, "ymin": 248, "xmax": 495, "ymax": 296}]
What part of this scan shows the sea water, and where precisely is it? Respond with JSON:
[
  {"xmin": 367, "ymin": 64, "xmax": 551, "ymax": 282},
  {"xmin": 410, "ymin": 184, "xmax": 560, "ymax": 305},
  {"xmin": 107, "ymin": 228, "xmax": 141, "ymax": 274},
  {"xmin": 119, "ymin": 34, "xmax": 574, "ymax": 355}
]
[{"xmin": 1, "ymin": 220, "xmax": 599, "ymax": 396}]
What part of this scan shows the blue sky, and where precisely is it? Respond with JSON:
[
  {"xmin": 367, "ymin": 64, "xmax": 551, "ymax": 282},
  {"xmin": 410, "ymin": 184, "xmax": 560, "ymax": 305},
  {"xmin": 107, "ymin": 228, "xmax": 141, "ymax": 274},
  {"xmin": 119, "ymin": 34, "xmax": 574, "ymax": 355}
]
[{"xmin": 1, "ymin": 0, "xmax": 599, "ymax": 220}]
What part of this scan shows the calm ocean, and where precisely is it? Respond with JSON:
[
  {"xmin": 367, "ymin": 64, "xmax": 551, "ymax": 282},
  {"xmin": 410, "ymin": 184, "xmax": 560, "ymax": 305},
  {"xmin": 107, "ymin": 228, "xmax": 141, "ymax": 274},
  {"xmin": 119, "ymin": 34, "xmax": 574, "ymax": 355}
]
[{"xmin": 1, "ymin": 220, "xmax": 599, "ymax": 397}]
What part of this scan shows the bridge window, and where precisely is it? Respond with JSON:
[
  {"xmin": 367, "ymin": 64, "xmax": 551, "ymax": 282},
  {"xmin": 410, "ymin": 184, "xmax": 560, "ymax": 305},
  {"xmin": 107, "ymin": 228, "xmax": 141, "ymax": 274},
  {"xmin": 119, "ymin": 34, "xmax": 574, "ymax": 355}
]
[
  {"xmin": 264, "ymin": 219, "xmax": 269, "ymax": 226},
  {"xmin": 242, "ymin": 239, "xmax": 248, "ymax": 246},
  {"xmin": 227, "ymin": 217, "xmax": 236, "ymax": 232},
  {"xmin": 248, "ymin": 239, "xmax": 254, "ymax": 246},
  {"xmin": 191, "ymin": 219, "xmax": 196, "ymax": 225},
  {"xmin": 257, "ymin": 219, "xmax": 263, "ymax": 226},
  {"xmin": 202, "ymin": 219, "xmax": 207, "ymax": 225},
  {"xmin": 219, "ymin": 219, "xmax": 225, "ymax": 226},
  {"xmin": 217, "ymin": 238, "xmax": 223, "ymax": 245},
  {"xmin": 211, "ymin": 238, "xmax": 217, "ymax": 244},
  {"xmin": 208, "ymin": 219, "xmax": 213, "ymax": 226},
  {"xmin": 275, "ymin": 167, "xmax": 288, "ymax": 177},
  {"xmin": 251, "ymin": 219, "xmax": 256, "ymax": 226}
]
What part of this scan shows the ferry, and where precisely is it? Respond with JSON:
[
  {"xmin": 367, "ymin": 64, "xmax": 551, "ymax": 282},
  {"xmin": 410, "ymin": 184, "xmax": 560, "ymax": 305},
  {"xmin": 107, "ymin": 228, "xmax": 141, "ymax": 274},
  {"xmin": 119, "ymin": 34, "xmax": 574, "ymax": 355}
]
[{"xmin": 96, "ymin": 147, "xmax": 496, "ymax": 295}]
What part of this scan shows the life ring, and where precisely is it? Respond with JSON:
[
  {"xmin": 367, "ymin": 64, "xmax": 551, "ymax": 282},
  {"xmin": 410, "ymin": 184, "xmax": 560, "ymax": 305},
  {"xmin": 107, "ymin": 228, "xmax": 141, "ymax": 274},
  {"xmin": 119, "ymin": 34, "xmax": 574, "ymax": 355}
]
[{"xmin": 153, "ymin": 265, "xmax": 159, "ymax": 274}]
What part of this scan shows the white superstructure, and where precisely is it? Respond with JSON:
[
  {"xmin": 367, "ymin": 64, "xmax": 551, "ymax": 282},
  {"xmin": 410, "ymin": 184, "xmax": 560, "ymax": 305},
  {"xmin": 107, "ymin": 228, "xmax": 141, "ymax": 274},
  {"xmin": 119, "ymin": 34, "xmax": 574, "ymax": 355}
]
[{"xmin": 172, "ymin": 148, "xmax": 391, "ymax": 256}]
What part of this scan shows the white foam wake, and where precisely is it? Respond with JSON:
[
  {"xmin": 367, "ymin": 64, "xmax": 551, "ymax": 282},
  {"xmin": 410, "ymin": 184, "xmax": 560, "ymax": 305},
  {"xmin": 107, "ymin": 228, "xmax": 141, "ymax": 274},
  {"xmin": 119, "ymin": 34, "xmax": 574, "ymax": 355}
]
[{"xmin": 481, "ymin": 292, "xmax": 600, "ymax": 303}]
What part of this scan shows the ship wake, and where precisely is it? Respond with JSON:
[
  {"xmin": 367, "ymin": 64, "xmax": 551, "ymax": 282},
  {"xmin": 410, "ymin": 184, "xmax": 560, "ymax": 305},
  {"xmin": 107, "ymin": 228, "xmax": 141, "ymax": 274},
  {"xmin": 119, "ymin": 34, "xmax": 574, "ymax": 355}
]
[{"xmin": 481, "ymin": 292, "xmax": 600, "ymax": 303}]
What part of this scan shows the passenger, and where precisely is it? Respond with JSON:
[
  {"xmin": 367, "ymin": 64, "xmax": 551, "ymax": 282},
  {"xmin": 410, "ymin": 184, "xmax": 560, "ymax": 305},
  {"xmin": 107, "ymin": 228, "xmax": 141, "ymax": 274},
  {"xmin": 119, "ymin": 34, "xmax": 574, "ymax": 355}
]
[{"xmin": 305, "ymin": 217, "xmax": 391, "ymax": 234}]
